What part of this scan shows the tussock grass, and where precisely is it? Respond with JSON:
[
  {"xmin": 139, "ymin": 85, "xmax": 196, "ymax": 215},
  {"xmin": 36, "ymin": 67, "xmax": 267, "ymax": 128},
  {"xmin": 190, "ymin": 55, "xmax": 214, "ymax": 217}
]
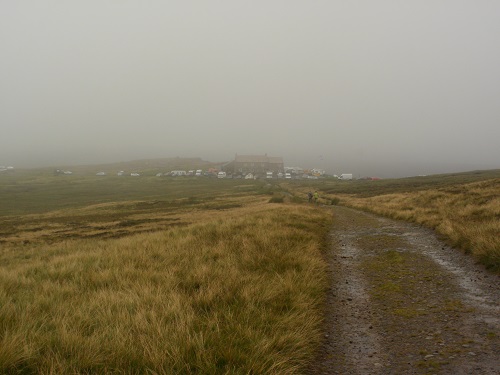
[
  {"xmin": 268, "ymin": 194, "xmax": 285, "ymax": 203},
  {"xmin": 0, "ymin": 204, "xmax": 332, "ymax": 374},
  {"xmin": 289, "ymin": 172, "xmax": 500, "ymax": 272},
  {"xmin": 339, "ymin": 179, "xmax": 500, "ymax": 271},
  {"xmin": 0, "ymin": 194, "xmax": 266, "ymax": 246}
]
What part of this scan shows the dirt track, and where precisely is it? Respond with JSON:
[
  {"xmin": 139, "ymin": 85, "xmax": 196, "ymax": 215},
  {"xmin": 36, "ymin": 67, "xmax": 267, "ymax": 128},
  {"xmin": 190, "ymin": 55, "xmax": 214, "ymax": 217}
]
[{"xmin": 308, "ymin": 206, "xmax": 500, "ymax": 375}]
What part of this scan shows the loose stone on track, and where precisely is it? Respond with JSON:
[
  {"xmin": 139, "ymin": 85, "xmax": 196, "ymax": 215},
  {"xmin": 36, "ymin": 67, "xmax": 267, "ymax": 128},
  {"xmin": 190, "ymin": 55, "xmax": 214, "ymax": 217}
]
[{"xmin": 308, "ymin": 206, "xmax": 499, "ymax": 375}]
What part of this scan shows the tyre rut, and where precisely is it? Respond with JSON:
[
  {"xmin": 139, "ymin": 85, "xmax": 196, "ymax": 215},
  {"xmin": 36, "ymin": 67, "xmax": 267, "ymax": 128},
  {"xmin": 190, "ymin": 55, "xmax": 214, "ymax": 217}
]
[{"xmin": 308, "ymin": 206, "xmax": 499, "ymax": 375}]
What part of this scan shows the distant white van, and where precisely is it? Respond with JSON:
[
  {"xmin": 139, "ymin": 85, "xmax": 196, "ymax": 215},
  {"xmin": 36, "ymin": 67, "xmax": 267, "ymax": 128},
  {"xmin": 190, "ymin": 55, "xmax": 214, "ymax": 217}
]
[
  {"xmin": 266, "ymin": 171, "xmax": 273, "ymax": 179},
  {"xmin": 338, "ymin": 174, "xmax": 353, "ymax": 180},
  {"xmin": 285, "ymin": 173, "xmax": 292, "ymax": 179},
  {"xmin": 195, "ymin": 169, "xmax": 202, "ymax": 176},
  {"xmin": 218, "ymin": 171, "xmax": 226, "ymax": 179}
]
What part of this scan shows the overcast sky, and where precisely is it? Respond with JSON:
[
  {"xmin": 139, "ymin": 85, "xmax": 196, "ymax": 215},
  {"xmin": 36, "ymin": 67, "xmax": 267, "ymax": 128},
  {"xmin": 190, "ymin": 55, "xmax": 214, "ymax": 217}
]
[{"xmin": 1, "ymin": 1, "xmax": 499, "ymax": 177}]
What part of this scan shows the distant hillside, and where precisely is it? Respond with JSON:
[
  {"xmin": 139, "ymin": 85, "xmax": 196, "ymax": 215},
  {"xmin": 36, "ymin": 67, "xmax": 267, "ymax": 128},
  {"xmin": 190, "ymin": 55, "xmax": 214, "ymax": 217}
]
[
  {"xmin": 319, "ymin": 169, "xmax": 500, "ymax": 198},
  {"xmin": 24, "ymin": 157, "xmax": 226, "ymax": 175},
  {"xmin": 90, "ymin": 157, "xmax": 223, "ymax": 173}
]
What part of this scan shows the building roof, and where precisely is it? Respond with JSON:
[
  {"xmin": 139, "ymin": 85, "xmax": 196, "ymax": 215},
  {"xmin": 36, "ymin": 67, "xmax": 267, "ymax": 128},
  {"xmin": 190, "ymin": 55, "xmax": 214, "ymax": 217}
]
[
  {"xmin": 234, "ymin": 155, "xmax": 283, "ymax": 164},
  {"xmin": 268, "ymin": 157, "xmax": 283, "ymax": 164}
]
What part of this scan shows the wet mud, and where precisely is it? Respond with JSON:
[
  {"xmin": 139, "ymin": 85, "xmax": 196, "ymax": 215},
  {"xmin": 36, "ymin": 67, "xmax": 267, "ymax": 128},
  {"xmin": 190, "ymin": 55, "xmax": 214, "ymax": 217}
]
[{"xmin": 308, "ymin": 206, "xmax": 499, "ymax": 375}]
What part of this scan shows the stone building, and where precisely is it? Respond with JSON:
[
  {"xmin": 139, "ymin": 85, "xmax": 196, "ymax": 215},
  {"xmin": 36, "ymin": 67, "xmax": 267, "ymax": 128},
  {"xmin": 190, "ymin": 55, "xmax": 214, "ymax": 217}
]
[{"xmin": 223, "ymin": 154, "xmax": 284, "ymax": 175}]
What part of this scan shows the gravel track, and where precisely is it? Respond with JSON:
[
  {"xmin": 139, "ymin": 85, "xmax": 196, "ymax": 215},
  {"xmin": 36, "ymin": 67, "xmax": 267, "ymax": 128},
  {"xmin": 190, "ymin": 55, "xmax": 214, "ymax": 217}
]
[{"xmin": 308, "ymin": 206, "xmax": 499, "ymax": 375}]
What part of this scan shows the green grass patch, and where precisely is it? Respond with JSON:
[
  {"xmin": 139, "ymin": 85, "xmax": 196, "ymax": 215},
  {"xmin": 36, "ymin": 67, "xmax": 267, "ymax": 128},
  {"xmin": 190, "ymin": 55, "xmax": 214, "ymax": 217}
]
[
  {"xmin": 486, "ymin": 332, "xmax": 496, "ymax": 339},
  {"xmin": 0, "ymin": 173, "xmax": 265, "ymax": 217}
]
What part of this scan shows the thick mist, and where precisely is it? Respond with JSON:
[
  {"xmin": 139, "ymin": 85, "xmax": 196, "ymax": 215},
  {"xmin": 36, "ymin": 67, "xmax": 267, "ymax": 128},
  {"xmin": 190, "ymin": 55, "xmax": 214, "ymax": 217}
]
[{"xmin": 1, "ymin": 1, "xmax": 499, "ymax": 177}]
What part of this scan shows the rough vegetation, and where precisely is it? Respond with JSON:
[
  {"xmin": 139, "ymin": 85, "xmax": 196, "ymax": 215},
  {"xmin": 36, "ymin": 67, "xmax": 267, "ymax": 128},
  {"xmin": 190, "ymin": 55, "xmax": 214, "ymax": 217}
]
[
  {"xmin": 290, "ymin": 170, "xmax": 500, "ymax": 272},
  {"xmin": 0, "ymin": 175, "xmax": 332, "ymax": 374},
  {"xmin": 333, "ymin": 178, "xmax": 500, "ymax": 272},
  {"xmin": 1, "ymin": 168, "xmax": 498, "ymax": 373}
]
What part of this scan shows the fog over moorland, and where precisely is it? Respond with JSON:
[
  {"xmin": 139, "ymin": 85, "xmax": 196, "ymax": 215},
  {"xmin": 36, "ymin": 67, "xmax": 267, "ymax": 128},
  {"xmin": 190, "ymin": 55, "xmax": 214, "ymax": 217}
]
[{"xmin": 1, "ymin": 1, "xmax": 499, "ymax": 178}]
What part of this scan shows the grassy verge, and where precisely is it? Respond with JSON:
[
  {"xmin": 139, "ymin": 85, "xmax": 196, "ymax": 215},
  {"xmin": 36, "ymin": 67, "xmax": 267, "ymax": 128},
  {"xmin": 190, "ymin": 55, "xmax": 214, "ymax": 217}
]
[
  {"xmin": 338, "ymin": 178, "xmax": 500, "ymax": 272},
  {"xmin": 286, "ymin": 171, "xmax": 500, "ymax": 272},
  {"xmin": 0, "ymin": 202, "xmax": 332, "ymax": 373}
]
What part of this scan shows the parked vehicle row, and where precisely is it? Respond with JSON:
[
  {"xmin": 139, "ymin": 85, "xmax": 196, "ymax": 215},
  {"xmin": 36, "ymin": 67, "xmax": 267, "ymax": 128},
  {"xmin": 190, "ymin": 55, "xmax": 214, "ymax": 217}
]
[{"xmin": 52, "ymin": 169, "xmax": 333, "ymax": 180}]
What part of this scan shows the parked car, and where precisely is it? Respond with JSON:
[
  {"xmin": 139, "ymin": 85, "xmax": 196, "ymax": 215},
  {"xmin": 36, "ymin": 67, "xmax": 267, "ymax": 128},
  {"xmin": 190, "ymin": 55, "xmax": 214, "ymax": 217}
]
[
  {"xmin": 130, "ymin": 173, "xmax": 140, "ymax": 177},
  {"xmin": 171, "ymin": 170, "xmax": 187, "ymax": 176}
]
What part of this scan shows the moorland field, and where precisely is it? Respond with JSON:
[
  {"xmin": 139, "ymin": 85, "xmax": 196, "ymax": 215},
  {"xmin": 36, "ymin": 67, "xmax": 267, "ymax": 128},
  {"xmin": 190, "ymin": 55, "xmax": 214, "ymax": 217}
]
[
  {"xmin": 0, "ymin": 163, "xmax": 498, "ymax": 373},
  {"xmin": 291, "ymin": 169, "xmax": 500, "ymax": 272}
]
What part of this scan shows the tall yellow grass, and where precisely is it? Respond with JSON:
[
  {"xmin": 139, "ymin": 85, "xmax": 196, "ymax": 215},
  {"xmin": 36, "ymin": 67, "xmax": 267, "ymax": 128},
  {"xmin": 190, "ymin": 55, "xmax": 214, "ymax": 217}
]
[
  {"xmin": 0, "ymin": 204, "xmax": 332, "ymax": 373},
  {"xmin": 329, "ymin": 179, "xmax": 500, "ymax": 271}
]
